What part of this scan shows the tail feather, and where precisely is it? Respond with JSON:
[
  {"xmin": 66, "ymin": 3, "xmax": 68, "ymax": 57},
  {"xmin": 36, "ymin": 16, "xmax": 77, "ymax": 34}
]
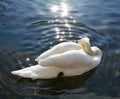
[
  {"xmin": 11, "ymin": 71, "xmax": 21, "ymax": 75},
  {"xmin": 11, "ymin": 70, "xmax": 38, "ymax": 78}
]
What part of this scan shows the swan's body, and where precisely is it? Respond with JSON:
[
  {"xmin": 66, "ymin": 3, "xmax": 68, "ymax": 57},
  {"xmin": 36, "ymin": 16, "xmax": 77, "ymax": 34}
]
[{"xmin": 11, "ymin": 37, "xmax": 102, "ymax": 79}]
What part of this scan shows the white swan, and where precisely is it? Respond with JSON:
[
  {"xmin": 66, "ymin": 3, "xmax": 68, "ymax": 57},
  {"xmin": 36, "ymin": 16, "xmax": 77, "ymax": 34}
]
[{"xmin": 11, "ymin": 37, "xmax": 102, "ymax": 79}]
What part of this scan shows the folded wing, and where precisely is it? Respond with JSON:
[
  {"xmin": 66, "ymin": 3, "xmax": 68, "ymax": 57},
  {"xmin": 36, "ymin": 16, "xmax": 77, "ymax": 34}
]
[
  {"xmin": 38, "ymin": 49, "xmax": 95, "ymax": 68},
  {"xmin": 35, "ymin": 42, "xmax": 82, "ymax": 62}
]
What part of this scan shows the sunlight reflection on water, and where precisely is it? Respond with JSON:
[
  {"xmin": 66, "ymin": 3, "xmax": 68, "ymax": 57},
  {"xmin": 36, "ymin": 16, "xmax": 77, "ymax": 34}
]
[{"xmin": 50, "ymin": 2, "xmax": 73, "ymax": 42}]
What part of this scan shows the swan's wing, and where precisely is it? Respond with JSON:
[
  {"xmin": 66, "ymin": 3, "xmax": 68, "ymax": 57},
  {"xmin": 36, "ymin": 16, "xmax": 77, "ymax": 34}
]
[
  {"xmin": 38, "ymin": 49, "xmax": 95, "ymax": 68},
  {"xmin": 35, "ymin": 42, "xmax": 82, "ymax": 62}
]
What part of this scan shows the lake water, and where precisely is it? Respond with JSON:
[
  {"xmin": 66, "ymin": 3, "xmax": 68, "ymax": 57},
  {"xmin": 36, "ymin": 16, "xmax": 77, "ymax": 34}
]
[{"xmin": 0, "ymin": 0, "xmax": 120, "ymax": 99}]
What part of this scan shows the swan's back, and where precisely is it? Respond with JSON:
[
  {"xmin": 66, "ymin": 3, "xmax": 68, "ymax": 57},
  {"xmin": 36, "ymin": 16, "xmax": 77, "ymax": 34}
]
[{"xmin": 35, "ymin": 42, "xmax": 82, "ymax": 61}]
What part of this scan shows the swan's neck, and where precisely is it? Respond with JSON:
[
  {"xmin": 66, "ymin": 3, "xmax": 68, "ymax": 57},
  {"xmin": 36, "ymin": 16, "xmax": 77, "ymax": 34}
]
[
  {"xmin": 82, "ymin": 42, "xmax": 94, "ymax": 56},
  {"xmin": 78, "ymin": 38, "xmax": 102, "ymax": 56},
  {"xmin": 78, "ymin": 38, "xmax": 94, "ymax": 55}
]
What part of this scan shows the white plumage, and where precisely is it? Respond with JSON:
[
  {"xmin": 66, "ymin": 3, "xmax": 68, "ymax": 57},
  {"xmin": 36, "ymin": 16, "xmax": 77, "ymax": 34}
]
[{"xmin": 11, "ymin": 37, "xmax": 102, "ymax": 79}]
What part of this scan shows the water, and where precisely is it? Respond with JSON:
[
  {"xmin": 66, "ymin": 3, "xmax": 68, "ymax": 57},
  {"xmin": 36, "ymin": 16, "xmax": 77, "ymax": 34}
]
[{"xmin": 0, "ymin": 0, "xmax": 120, "ymax": 99}]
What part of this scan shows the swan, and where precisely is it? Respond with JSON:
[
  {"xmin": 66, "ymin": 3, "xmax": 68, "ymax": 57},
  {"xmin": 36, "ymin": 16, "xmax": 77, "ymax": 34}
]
[{"xmin": 11, "ymin": 37, "xmax": 102, "ymax": 79}]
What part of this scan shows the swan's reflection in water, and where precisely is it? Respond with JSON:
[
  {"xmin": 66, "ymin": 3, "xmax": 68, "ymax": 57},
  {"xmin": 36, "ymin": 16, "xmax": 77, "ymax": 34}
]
[{"xmin": 16, "ymin": 68, "xmax": 96, "ymax": 95}]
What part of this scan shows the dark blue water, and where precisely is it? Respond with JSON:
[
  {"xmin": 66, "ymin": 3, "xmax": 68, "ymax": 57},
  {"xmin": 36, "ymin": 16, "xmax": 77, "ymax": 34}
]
[{"xmin": 0, "ymin": 0, "xmax": 120, "ymax": 99}]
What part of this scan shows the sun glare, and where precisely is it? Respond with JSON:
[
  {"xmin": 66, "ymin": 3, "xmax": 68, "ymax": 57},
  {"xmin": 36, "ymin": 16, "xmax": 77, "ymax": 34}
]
[
  {"xmin": 50, "ymin": 2, "xmax": 68, "ymax": 17},
  {"xmin": 50, "ymin": 2, "xmax": 73, "ymax": 41},
  {"xmin": 51, "ymin": 5, "xmax": 59, "ymax": 12},
  {"xmin": 61, "ymin": 2, "xmax": 68, "ymax": 17}
]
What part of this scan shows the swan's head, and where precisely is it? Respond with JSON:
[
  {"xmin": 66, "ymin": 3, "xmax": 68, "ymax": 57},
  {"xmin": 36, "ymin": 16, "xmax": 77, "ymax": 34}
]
[{"xmin": 78, "ymin": 37, "xmax": 102, "ymax": 56}]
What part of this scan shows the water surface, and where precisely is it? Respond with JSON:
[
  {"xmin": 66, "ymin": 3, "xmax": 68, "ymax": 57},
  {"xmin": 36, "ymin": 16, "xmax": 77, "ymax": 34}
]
[{"xmin": 0, "ymin": 0, "xmax": 120, "ymax": 99}]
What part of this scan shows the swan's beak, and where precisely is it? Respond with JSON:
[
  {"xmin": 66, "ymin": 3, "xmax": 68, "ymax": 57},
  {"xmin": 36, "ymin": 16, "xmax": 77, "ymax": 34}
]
[{"xmin": 78, "ymin": 37, "xmax": 90, "ymax": 45}]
